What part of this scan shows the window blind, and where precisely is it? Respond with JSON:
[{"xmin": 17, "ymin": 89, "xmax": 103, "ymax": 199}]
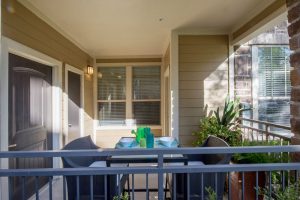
[
  {"xmin": 132, "ymin": 66, "xmax": 161, "ymax": 100},
  {"xmin": 257, "ymin": 46, "xmax": 291, "ymax": 129},
  {"xmin": 258, "ymin": 47, "xmax": 291, "ymax": 97},
  {"xmin": 98, "ymin": 67, "xmax": 126, "ymax": 125},
  {"xmin": 98, "ymin": 67, "xmax": 126, "ymax": 100},
  {"xmin": 132, "ymin": 66, "xmax": 161, "ymax": 125}
]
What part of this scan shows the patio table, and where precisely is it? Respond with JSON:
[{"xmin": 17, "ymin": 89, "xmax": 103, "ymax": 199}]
[
  {"xmin": 106, "ymin": 137, "xmax": 188, "ymax": 199},
  {"xmin": 107, "ymin": 137, "xmax": 188, "ymax": 166}
]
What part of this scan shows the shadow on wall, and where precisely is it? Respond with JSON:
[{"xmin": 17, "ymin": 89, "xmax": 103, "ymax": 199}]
[{"xmin": 178, "ymin": 35, "xmax": 230, "ymax": 146}]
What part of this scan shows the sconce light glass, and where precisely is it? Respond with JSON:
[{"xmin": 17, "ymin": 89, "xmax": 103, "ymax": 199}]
[{"xmin": 87, "ymin": 65, "xmax": 94, "ymax": 75}]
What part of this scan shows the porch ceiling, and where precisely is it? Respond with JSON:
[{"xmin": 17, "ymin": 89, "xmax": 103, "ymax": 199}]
[{"xmin": 22, "ymin": 0, "xmax": 275, "ymax": 57}]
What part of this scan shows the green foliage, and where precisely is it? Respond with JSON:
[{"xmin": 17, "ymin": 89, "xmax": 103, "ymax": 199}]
[
  {"xmin": 193, "ymin": 116, "xmax": 242, "ymax": 146},
  {"xmin": 233, "ymin": 140, "xmax": 289, "ymax": 164},
  {"xmin": 214, "ymin": 96, "xmax": 250, "ymax": 129},
  {"xmin": 205, "ymin": 187, "xmax": 217, "ymax": 200},
  {"xmin": 113, "ymin": 192, "xmax": 129, "ymax": 200},
  {"xmin": 259, "ymin": 183, "xmax": 300, "ymax": 200}
]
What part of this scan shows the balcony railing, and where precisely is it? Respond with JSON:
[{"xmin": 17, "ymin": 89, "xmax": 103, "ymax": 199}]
[
  {"xmin": 239, "ymin": 117, "xmax": 292, "ymax": 144},
  {"xmin": 1, "ymin": 146, "xmax": 300, "ymax": 200}
]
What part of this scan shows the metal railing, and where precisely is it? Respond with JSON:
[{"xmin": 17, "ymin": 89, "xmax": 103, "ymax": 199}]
[
  {"xmin": 239, "ymin": 117, "xmax": 293, "ymax": 144},
  {"xmin": 1, "ymin": 146, "xmax": 300, "ymax": 200}
]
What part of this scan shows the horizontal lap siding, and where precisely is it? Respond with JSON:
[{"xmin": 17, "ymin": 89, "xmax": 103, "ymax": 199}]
[
  {"xmin": 178, "ymin": 35, "xmax": 229, "ymax": 146},
  {"xmin": 2, "ymin": 0, "xmax": 94, "ymax": 138}
]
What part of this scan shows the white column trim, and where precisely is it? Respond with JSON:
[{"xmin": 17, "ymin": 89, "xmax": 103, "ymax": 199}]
[{"xmin": 170, "ymin": 31, "xmax": 179, "ymax": 139}]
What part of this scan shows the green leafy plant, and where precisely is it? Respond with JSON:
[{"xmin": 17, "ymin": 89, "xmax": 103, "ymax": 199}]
[
  {"xmin": 193, "ymin": 116, "xmax": 242, "ymax": 146},
  {"xmin": 233, "ymin": 140, "xmax": 289, "ymax": 164},
  {"xmin": 205, "ymin": 187, "xmax": 217, "ymax": 200},
  {"xmin": 113, "ymin": 192, "xmax": 129, "ymax": 200},
  {"xmin": 259, "ymin": 183, "xmax": 300, "ymax": 200},
  {"xmin": 214, "ymin": 96, "xmax": 250, "ymax": 129},
  {"xmin": 193, "ymin": 96, "xmax": 248, "ymax": 146}
]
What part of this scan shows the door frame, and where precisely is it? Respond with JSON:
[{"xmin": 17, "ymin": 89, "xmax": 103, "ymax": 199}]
[
  {"xmin": 0, "ymin": 37, "xmax": 63, "ymax": 199},
  {"xmin": 64, "ymin": 64, "xmax": 84, "ymax": 143}
]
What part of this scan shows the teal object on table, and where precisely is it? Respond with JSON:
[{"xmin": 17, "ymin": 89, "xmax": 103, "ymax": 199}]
[
  {"xmin": 131, "ymin": 127, "xmax": 145, "ymax": 143},
  {"xmin": 145, "ymin": 127, "xmax": 154, "ymax": 148}
]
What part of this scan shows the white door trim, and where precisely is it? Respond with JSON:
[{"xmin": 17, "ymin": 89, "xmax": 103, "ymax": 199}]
[
  {"xmin": 64, "ymin": 64, "xmax": 84, "ymax": 143},
  {"xmin": 0, "ymin": 37, "xmax": 63, "ymax": 200}
]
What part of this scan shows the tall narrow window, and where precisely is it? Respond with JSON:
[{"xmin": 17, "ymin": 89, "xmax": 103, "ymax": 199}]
[
  {"xmin": 132, "ymin": 66, "xmax": 161, "ymax": 125},
  {"xmin": 98, "ymin": 67, "xmax": 126, "ymax": 125},
  {"xmin": 257, "ymin": 46, "xmax": 291, "ymax": 125}
]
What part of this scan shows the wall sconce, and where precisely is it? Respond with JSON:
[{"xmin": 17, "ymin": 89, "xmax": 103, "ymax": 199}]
[{"xmin": 87, "ymin": 65, "xmax": 94, "ymax": 75}]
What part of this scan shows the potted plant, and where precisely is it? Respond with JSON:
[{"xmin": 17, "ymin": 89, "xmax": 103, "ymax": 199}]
[
  {"xmin": 193, "ymin": 96, "xmax": 248, "ymax": 146},
  {"xmin": 230, "ymin": 140, "xmax": 288, "ymax": 200}
]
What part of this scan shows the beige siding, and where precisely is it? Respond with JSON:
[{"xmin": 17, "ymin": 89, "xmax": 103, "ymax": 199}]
[
  {"xmin": 2, "ymin": 0, "xmax": 94, "ymax": 142},
  {"xmin": 178, "ymin": 35, "xmax": 229, "ymax": 146}
]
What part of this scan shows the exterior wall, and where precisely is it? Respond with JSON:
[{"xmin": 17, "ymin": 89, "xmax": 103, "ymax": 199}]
[
  {"xmin": 287, "ymin": 0, "xmax": 300, "ymax": 159},
  {"xmin": 178, "ymin": 35, "xmax": 229, "ymax": 146},
  {"xmin": 234, "ymin": 46, "xmax": 252, "ymax": 105},
  {"xmin": 1, "ymin": 0, "xmax": 94, "ymax": 144}
]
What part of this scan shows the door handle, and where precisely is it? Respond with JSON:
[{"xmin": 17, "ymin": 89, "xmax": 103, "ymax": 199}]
[{"xmin": 8, "ymin": 144, "xmax": 17, "ymax": 149}]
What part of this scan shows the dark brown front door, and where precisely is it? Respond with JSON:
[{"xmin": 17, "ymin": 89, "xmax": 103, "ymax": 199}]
[
  {"xmin": 8, "ymin": 53, "xmax": 53, "ymax": 199},
  {"xmin": 67, "ymin": 71, "xmax": 81, "ymax": 142}
]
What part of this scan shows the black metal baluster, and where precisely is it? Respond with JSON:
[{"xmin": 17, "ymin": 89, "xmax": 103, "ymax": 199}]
[
  {"xmin": 48, "ymin": 176, "xmax": 52, "ymax": 200},
  {"xmin": 90, "ymin": 175, "xmax": 93, "ymax": 200},
  {"xmin": 9, "ymin": 177, "xmax": 12, "ymax": 200},
  {"xmin": 63, "ymin": 176, "xmax": 66, "ymax": 200},
  {"xmin": 255, "ymin": 171, "xmax": 258, "ymax": 200},
  {"xmin": 76, "ymin": 176, "xmax": 80, "ymax": 200},
  {"xmin": 228, "ymin": 172, "xmax": 231, "ymax": 200},
  {"xmin": 104, "ymin": 175, "xmax": 107, "ymax": 200},
  {"xmin": 242, "ymin": 172, "xmax": 245, "ymax": 200},
  {"xmin": 118, "ymin": 174, "xmax": 121, "ymax": 199},
  {"xmin": 172, "ymin": 174, "xmax": 176, "ymax": 200},
  {"xmin": 187, "ymin": 173, "xmax": 190, "ymax": 200},
  {"xmin": 268, "ymin": 171, "xmax": 272, "ymax": 198},
  {"xmin": 214, "ymin": 173, "xmax": 218, "ymax": 197},
  {"xmin": 22, "ymin": 176, "xmax": 26, "ymax": 200},
  {"xmin": 35, "ymin": 176, "xmax": 39, "ymax": 200},
  {"xmin": 146, "ymin": 173, "xmax": 149, "ymax": 200},
  {"xmin": 201, "ymin": 173, "xmax": 204, "ymax": 200},
  {"xmin": 131, "ymin": 174, "xmax": 135, "ymax": 200}
]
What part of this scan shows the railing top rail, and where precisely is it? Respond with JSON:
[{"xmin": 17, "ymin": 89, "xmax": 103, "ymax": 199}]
[
  {"xmin": 239, "ymin": 117, "xmax": 291, "ymax": 130},
  {"xmin": 1, "ymin": 145, "xmax": 300, "ymax": 158},
  {"xmin": 1, "ymin": 163, "xmax": 300, "ymax": 177},
  {"xmin": 240, "ymin": 125, "xmax": 293, "ymax": 140}
]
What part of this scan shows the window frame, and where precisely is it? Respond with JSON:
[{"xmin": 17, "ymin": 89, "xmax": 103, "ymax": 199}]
[
  {"xmin": 252, "ymin": 44, "xmax": 291, "ymax": 121},
  {"xmin": 94, "ymin": 62, "xmax": 163, "ymax": 130}
]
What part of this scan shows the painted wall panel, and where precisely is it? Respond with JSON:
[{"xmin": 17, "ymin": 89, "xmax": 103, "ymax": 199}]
[{"xmin": 178, "ymin": 35, "xmax": 229, "ymax": 146}]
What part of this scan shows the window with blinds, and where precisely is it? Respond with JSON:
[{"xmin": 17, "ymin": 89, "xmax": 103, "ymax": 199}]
[
  {"xmin": 257, "ymin": 46, "xmax": 291, "ymax": 127},
  {"xmin": 97, "ymin": 65, "xmax": 161, "ymax": 126},
  {"xmin": 97, "ymin": 67, "xmax": 126, "ymax": 125},
  {"xmin": 132, "ymin": 66, "xmax": 161, "ymax": 125},
  {"xmin": 258, "ymin": 46, "xmax": 291, "ymax": 97}
]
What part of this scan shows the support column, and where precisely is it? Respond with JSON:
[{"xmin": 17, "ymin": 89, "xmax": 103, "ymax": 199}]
[{"xmin": 287, "ymin": 0, "xmax": 300, "ymax": 160}]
